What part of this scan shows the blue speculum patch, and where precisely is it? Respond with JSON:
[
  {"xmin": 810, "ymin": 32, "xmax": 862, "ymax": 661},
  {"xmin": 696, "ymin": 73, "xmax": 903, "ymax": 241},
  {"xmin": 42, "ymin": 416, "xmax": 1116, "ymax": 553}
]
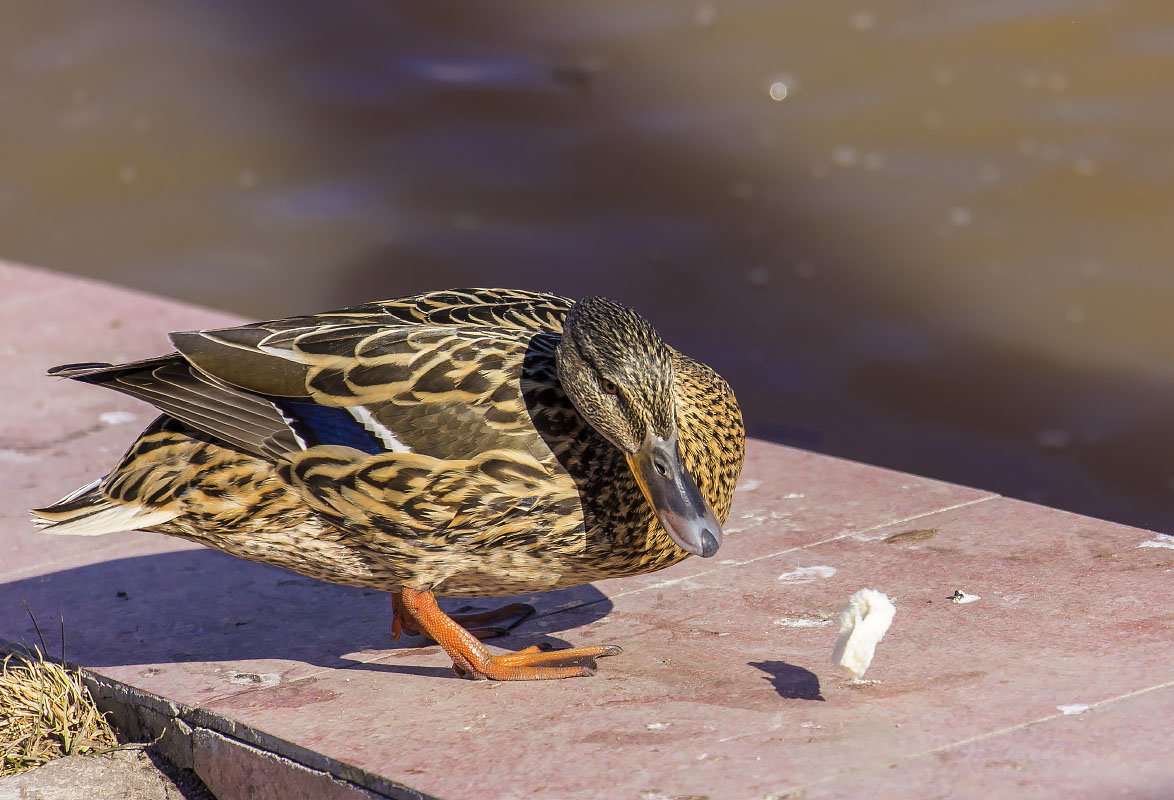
[{"xmin": 274, "ymin": 400, "xmax": 383, "ymax": 454}]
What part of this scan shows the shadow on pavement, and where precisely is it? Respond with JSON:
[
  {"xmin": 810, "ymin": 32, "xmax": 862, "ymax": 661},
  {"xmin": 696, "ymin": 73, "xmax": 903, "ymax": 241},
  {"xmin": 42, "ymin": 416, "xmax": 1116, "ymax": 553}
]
[
  {"xmin": 749, "ymin": 660, "xmax": 825, "ymax": 701},
  {"xmin": 0, "ymin": 549, "xmax": 613, "ymax": 673}
]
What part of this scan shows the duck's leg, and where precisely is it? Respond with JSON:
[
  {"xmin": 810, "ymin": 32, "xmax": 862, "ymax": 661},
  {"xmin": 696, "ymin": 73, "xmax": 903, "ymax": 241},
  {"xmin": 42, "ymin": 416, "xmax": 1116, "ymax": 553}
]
[
  {"xmin": 398, "ymin": 587, "xmax": 621, "ymax": 680},
  {"xmin": 391, "ymin": 591, "xmax": 534, "ymax": 641},
  {"xmin": 391, "ymin": 590, "xmax": 410, "ymax": 640}
]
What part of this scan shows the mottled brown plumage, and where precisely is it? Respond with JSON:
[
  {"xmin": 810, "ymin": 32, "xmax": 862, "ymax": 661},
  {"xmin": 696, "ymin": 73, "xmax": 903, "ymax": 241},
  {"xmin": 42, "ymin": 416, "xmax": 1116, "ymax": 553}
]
[{"xmin": 32, "ymin": 289, "xmax": 745, "ymax": 679}]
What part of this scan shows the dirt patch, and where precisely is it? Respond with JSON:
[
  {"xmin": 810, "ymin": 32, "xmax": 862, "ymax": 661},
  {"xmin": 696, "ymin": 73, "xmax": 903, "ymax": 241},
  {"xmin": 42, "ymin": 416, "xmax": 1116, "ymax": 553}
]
[{"xmin": 884, "ymin": 528, "xmax": 939, "ymax": 545}]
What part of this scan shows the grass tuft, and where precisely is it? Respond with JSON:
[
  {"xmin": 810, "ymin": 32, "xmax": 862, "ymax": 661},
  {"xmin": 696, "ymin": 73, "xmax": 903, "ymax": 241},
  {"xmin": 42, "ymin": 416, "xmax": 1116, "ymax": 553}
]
[{"xmin": 0, "ymin": 644, "xmax": 118, "ymax": 777}]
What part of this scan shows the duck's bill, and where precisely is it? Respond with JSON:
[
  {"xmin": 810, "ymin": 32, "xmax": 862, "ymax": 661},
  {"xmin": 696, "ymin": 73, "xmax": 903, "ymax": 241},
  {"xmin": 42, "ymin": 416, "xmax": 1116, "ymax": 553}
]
[{"xmin": 626, "ymin": 434, "xmax": 723, "ymax": 558}]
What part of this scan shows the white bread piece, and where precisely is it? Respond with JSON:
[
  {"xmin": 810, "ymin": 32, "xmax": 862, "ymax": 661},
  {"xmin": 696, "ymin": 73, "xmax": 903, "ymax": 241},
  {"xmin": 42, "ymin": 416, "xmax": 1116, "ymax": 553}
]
[{"xmin": 831, "ymin": 588, "xmax": 896, "ymax": 680}]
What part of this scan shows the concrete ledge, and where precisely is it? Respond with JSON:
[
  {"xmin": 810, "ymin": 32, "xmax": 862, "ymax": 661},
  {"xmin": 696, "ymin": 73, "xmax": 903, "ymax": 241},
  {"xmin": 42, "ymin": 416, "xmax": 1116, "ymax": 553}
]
[
  {"xmin": 0, "ymin": 647, "xmax": 411, "ymax": 800},
  {"xmin": 2, "ymin": 260, "xmax": 1171, "ymax": 799},
  {"xmin": 73, "ymin": 666, "xmax": 426, "ymax": 800},
  {"xmin": 191, "ymin": 728, "xmax": 389, "ymax": 800}
]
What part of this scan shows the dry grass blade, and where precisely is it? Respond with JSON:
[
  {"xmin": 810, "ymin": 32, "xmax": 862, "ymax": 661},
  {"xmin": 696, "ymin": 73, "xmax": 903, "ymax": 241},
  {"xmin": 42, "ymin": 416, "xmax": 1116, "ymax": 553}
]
[{"xmin": 0, "ymin": 646, "xmax": 118, "ymax": 776}]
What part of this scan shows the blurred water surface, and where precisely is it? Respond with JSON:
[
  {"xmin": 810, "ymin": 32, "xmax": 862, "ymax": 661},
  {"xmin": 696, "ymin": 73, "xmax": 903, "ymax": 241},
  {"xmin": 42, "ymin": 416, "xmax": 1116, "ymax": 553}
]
[{"xmin": 3, "ymin": 1, "xmax": 1173, "ymax": 530}]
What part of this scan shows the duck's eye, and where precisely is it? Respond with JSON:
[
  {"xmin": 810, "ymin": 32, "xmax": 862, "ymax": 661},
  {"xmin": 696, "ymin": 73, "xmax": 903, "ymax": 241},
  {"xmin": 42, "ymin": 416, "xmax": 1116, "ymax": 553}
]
[{"xmin": 602, "ymin": 379, "xmax": 619, "ymax": 395}]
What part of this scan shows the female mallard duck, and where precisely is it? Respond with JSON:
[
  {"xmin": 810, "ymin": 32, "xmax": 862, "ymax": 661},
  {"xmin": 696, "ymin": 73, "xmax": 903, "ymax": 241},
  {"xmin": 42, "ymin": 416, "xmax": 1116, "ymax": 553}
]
[{"xmin": 32, "ymin": 289, "xmax": 744, "ymax": 680}]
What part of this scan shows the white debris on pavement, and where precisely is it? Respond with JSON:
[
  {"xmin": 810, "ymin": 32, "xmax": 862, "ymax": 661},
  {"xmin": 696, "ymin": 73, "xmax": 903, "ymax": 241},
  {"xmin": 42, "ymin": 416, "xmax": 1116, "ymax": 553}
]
[
  {"xmin": 777, "ymin": 565, "xmax": 836, "ymax": 584},
  {"xmin": 99, "ymin": 411, "xmax": 137, "ymax": 425},
  {"xmin": 831, "ymin": 588, "xmax": 896, "ymax": 680}
]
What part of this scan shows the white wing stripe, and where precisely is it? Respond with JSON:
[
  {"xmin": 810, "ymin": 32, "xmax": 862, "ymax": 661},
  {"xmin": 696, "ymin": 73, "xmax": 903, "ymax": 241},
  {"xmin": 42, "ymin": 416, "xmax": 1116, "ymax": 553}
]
[
  {"xmin": 273, "ymin": 403, "xmax": 309, "ymax": 450},
  {"xmin": 347, "ymin": 406, "xmax": 413, "ymax": 453}
]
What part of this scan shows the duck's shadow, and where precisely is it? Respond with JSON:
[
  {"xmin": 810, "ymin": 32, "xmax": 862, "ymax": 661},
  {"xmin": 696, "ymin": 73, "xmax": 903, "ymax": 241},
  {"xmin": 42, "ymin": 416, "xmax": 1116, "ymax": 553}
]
[{"xmin": 0, "ymin": 549, "xmax": 612, "ymax": 676}]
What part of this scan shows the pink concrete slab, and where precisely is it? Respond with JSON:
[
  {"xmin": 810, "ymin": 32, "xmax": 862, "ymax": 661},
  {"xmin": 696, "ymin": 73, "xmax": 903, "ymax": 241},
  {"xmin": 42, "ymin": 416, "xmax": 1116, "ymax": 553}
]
[
  {"xmin": 188, "ymin": 495, "xmax": 1170, "ymax": 800},
  {"xmin": 580, "ymin": 496, "xmax": 1172, "ymax": 796},
  {"xmin": 200, "ymin": 660, "xmax": 799, "ymax": 800},
  {"xmin": 799, "ymin": 684, "xmax": 1174, "ymax": 799},
  {"xmin": 721, "ymin": 441, "xmax": 993, "ymax": 549}
]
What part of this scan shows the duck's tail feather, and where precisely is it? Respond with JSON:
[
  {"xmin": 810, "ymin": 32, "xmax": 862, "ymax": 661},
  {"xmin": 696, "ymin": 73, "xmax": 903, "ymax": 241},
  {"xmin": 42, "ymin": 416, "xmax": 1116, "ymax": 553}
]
[{"xmin": 30, "ymin": 478, "xmax": 178, "ymax": 536}]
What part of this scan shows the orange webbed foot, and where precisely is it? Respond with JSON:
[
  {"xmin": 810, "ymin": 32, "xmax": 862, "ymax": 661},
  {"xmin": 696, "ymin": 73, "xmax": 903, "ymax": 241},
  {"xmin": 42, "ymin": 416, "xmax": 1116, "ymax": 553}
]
[
  {"xmin": 398, "ymin": 588, "xmax": 621, "ymax": 680},
  {"xmin": 451, "ymin": 643, "xmax": 623, "ymax": 679}
]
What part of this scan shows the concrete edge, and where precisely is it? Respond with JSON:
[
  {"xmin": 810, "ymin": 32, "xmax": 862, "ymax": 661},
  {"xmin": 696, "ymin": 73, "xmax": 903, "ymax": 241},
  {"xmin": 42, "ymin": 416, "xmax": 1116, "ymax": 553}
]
[{"xmin": 0, "ymin": 638, "xmax": 436, "ymax": 800}]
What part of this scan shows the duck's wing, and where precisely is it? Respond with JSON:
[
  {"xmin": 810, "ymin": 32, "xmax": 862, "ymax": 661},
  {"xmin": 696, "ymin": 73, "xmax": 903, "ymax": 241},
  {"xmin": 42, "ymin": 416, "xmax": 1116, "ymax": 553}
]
[
  {"xmin": 183, "ymin": 314, "xmax": 572, "ymax": 450},
  {"xmin": 167, "ymin": 308, "xmax": 583, "ymax": 542},
  {"xmin": 53, "ymin": 290, "xmax": 576, "ymax": 466},
  {"xmin": 47, "ymin": 356, "xmax": 300, "ymax": 458}
]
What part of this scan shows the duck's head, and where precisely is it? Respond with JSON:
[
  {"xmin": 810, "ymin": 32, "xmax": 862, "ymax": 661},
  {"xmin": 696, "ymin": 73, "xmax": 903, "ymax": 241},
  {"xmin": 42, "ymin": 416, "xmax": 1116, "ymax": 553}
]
[{"xmin": 557, "ymin": 296, "xmax": 723, "ymax": 558}]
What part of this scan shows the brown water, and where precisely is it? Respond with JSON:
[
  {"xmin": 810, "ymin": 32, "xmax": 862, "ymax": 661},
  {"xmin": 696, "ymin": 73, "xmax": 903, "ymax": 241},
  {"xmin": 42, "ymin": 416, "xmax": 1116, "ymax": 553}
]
[{"xmin": 4, "ymin": 1, "xmax": 1174, "ymax": 531}]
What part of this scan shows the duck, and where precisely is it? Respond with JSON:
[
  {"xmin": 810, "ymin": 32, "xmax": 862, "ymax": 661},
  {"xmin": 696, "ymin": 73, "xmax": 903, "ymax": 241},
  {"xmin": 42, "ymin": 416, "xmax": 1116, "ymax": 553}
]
[{"xmin": 31, "ymin": 289, "xmax": 745, "ymax": 680}]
